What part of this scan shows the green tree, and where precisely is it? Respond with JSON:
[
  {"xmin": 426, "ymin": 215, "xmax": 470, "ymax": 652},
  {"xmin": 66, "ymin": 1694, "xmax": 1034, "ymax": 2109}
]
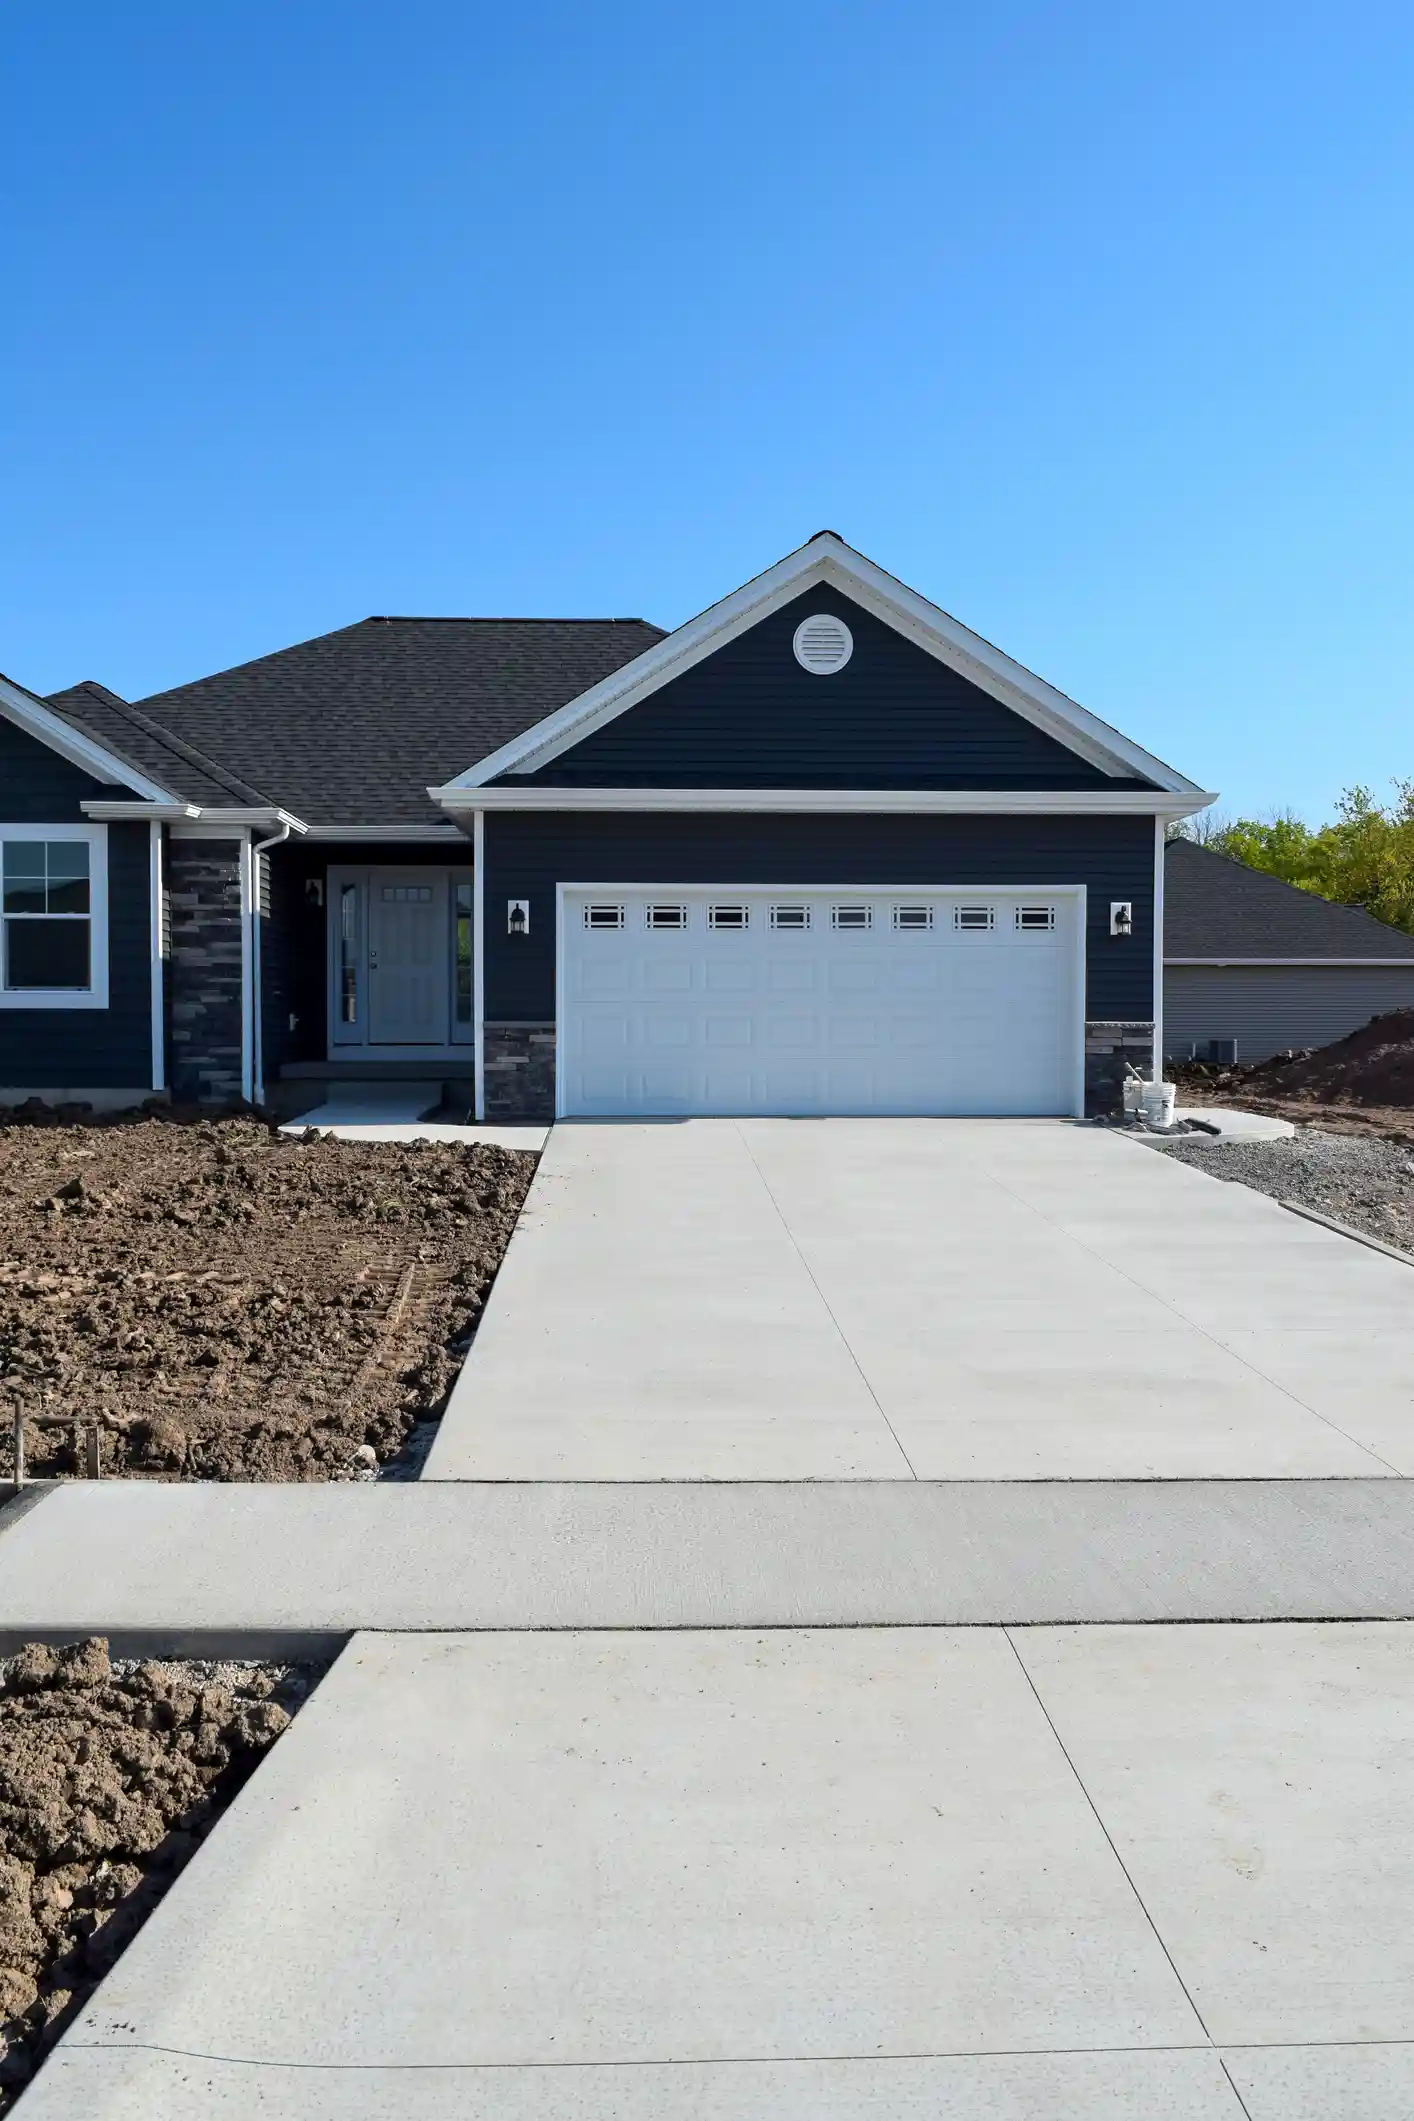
[{"xmin": 1171, "ymin": 783, "xmax": 1414, "ymax": 936}]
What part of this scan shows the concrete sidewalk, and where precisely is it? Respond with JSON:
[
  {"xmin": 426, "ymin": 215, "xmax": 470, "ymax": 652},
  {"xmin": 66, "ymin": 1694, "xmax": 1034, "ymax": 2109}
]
[
  {"xmin": 425, "ymin": 1119, "xmax": 1414, "ymax": 1482},
  {"xmin": 13, "ymin": 1477, "xmax": 1414, "ymax": 1645},
  {"xmin": 26, "ymin": 1624, "xmax": 1414, "ymax": 2119}
]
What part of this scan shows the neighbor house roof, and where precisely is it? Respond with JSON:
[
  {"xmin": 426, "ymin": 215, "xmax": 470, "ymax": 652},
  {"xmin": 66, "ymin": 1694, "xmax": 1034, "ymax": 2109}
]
[
  {"xmin": 121, "ymin": 617, "xmax": 666, "ymax": 827},
  {"xmin": 45, "ymin": 681, "xmax": 270, "ymax": 807},
  {"xmin": 1165, "ymin": 837, "xmax": 1414, "ymax": 961}
]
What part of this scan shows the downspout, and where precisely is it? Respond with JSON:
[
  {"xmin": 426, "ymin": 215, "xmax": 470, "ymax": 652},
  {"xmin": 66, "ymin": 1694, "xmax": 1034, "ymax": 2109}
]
[
  {"xmin": 250, "ymin": 821, "xmax": 292, "ymax": 1108},
  {"xmin": 472, "ymin": 809, "xmax": 486, "ymax": 1121},
  {"xmin": 1152, "ymin": 815, "xmax": 1165, "ymax": 1085}
]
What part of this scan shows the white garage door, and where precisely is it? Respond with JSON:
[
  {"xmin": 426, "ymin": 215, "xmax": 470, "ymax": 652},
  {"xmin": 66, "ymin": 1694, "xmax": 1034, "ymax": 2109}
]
[{"xmin": 559, "ymin": 887, "xmax": 1081, "ymax": 1118}]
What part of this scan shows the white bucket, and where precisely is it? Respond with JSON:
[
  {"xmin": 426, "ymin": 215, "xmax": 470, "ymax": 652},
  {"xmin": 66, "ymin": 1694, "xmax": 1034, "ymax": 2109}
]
[
  {"xmin": 1141, "ymin": 1080, "xmax": 1177, "ymax": 1129},
  {"xmin": 1122, "ymin": 1076, "xmax": 1144, "ymax": 1117}
]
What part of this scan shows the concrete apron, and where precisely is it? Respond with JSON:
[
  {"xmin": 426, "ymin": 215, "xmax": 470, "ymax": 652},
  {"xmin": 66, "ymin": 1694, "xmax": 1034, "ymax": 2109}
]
[
  {"xmin": 14, "ymin": 1478, "xmax": 1414, "ymax": 1650},
  {"xmin": 25, "ymin": 1624, "xmax": 1414, "ymax": 2120},
  {"xmin": 424, "ymin": 1118, "xmax": 1414, "ymax": 1482}
]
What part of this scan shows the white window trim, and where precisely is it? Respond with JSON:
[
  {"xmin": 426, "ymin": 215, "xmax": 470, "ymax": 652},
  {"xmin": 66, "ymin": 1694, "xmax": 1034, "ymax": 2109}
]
[{"xmin": 0, "ymin": 822, "xmax": 109, "ymax": 1010}]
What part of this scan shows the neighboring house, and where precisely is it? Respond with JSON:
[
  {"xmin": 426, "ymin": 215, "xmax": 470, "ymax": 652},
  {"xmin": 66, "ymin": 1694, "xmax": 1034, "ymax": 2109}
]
[
  {"xmin": 2, "ymin": 533, "xmax": 1214, "ymax": 1121},
  {"xmin": 1164, "ymin": 837, "xmax": 1414, "ymax": 1062}
]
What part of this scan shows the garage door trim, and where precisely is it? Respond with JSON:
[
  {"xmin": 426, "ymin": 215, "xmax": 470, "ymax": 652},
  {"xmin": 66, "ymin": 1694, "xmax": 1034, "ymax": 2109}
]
[{"xmin": 554, "ymin": 881, "xmax": 1088, "ymax": 1120}]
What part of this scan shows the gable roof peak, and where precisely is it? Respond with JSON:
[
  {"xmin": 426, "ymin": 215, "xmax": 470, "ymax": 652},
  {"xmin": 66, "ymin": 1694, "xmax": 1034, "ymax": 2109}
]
[{"xmin": 434, "ymin": 533, "xmax": 1204, "ymax": 797}]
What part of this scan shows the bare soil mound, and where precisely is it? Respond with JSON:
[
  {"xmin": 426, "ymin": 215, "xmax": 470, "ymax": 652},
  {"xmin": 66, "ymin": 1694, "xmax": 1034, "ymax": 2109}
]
[
  {"xmin": 1174, "ymin": 1010, "xmax": 1414, "ymax": 1135},
  {"xmin": 0, "ymin": 1113, "xmax": 536, "ymax": 1480},
  {"xmin": 0, "ymin": 1636, "xmax": 312, "ymax": 2109}
]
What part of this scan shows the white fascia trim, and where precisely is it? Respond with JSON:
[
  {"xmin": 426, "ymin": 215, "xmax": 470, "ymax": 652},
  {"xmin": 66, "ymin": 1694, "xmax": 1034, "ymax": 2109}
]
[
  {"xmin": 0, "ymin": 673, "xmax": 178, "ymax": 804},
  {"xmin": 435, "ymin": 535, "xmax": 1203, "ymax": 794},
  {"xmin": 301, "ymin": 823, "xmax": 468, "ymax": 843},
  {"xmin": 1165, "ymin": 956, "xmax": 1414, "ymax": 967},
  {"xmin": 82, "ymin": 802, "xmax": 202, "ymax": 822},
  {"xmin": 437, "ymin": 785, "xmax": 1217, "ymax": 819}
]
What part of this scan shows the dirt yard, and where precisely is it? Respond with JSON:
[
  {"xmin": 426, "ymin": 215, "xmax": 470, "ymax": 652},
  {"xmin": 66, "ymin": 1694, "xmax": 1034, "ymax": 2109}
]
[
  {"xmin": 0, "ymin": 1636, "xmax": 315, "ymax": 2110},
  {"xmin": 0, "ymin": 1113, "xmax": 536, "ymax": 1481},
  {"xmin": 1173, "ymin": 1009, "xmax": 1414, "ymax": 1142}
]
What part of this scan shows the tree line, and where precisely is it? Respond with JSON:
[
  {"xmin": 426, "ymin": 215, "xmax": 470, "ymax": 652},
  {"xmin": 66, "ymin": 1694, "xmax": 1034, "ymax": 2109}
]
[{"xmin": 1172, "ymin": 783, "xmax": 1414, "ymax": 936}]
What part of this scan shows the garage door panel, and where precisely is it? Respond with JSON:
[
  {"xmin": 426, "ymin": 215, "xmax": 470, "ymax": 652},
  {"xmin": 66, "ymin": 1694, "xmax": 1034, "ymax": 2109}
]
[{"xmin": 561, "ymin": 890, "xmax": 1080, "ymax": 1118}]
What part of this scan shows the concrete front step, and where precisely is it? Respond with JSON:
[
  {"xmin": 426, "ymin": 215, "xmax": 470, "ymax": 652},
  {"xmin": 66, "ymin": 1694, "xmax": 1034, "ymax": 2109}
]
[{"xmin": 9, "ymin": 1478, "xmax": 1414, "ymax": 1651}]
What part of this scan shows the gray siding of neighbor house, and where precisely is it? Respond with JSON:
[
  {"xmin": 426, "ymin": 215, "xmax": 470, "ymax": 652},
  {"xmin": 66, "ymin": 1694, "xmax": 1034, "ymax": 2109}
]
[
  {"xmin": 482, "ymin": 811, "xmax": 1156, "ymax": 1025},
  {"xmin": 502, "ymin": 586, "xmax": 1153, "ymax": 791},
  {"xmin": 1165, "ymin": 964, "xmax": 1414, "ymax": 1063},
  {"xmin": 0, "ymin": 720, "xmax": 153, "ymax": 1092}
]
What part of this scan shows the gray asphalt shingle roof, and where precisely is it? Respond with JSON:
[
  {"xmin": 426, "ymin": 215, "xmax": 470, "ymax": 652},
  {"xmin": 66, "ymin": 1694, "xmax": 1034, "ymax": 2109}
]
[
  {"xmin": 45, "ymin": 681, "xmax": 269, "ymax": 806},
  {"xmin": 123, "ymin": 617, "xmax": 665, "ymax": 826},
  {"xmin": 1165, "ymin": 837, "xmax": 1414, "ymax": 960}
]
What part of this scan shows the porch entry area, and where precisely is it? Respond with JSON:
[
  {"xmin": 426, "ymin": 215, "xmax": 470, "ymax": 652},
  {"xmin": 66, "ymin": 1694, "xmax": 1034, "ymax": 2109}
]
[{"xmin": 328, "ymin": 864, "xmax": 475, "ymax": 1055}]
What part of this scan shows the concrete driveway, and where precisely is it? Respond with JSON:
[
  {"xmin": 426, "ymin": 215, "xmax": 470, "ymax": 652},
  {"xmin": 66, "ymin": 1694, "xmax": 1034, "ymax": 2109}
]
[{"xmin": 425, "ymin": 1119, "xmax": 1414, "ymax": 1481}]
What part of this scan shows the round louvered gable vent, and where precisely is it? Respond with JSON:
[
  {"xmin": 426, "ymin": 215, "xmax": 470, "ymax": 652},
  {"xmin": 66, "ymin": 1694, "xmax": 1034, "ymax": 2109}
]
[{"xmin": 792, "ymin": 613, "xmax": 853, "ymax": 675}]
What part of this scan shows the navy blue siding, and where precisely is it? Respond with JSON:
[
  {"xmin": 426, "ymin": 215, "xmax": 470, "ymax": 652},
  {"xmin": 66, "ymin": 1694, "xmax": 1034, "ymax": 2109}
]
[
  {"xmin": 484, "ymin": 812, "xmax": 1156, "ymax": 1025},
  {"xmin": 0, "ymin": 720, "xmax": 153, "ymax": 1089},
  {"xmin": 505, "ymin": 587, "xmax": 1149, "ymax": 791}
]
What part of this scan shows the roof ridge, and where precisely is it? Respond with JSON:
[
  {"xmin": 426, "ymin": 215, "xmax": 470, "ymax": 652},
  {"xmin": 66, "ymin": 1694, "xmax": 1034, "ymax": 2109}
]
[{"xmin": 105, "ymin": 695, "xmax": 273, "ymax": 806}]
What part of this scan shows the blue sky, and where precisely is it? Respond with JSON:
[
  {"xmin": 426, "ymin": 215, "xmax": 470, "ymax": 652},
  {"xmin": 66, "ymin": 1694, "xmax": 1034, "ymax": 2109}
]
[{"xmin": 5, "ymin": 2, "xmax": 1412, "ymax": 818}]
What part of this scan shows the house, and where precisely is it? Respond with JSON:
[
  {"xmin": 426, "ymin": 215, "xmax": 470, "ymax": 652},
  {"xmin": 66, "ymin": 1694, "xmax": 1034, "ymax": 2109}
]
[
  {"xmin": 1, "ymin": 533, "xmax": 1216, "ymax": 1121},
  {"xmin": 1164, "ymin": 837, "xmax": 1414, "ymax": 1062}
]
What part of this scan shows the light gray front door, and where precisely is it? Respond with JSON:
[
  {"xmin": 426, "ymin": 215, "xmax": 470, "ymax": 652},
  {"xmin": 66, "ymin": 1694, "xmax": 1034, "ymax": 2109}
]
[{"xmin": 368, "ymin": 871, "xmax": 449, "ymax": 1044}]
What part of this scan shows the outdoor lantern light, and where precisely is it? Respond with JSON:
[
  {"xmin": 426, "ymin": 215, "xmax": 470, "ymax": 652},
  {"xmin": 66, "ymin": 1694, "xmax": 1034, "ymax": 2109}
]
[
  {"xmin": 507, "ymin": 899, "xmax": 529, "ymax": 937},
  {"xmin": 305, "ymin": 877, "xmax": 324, "ymax": 908},
  {"xmin": 1110, "ymin": 901, "xmax": 1133, "ymax": 938}
]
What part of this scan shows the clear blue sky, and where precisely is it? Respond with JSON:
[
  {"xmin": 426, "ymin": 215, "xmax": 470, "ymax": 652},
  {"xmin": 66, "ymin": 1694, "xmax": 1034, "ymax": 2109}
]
[{"xmin": 6, "ymin": 3, "xmax": 1412, "ymax": 819}]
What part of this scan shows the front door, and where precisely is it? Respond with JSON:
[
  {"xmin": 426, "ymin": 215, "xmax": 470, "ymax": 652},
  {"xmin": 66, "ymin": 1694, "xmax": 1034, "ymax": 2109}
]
[{"xmin": 368, "ymin": 871, "xmax": 449, "ymax": 1044}]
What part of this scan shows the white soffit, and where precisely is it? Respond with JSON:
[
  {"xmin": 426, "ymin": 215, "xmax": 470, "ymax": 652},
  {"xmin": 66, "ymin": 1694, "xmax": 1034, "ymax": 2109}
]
[{"xmin": 434, "ymin": 534, "xmax": 1202, "ymax": 796}]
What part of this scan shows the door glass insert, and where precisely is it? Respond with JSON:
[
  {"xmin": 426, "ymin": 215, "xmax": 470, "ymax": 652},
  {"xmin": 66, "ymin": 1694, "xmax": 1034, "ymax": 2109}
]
[
  {"xmin": 339, "ymin": 882, "xmax": 360, "ymax": 1023},
  {"xmin": 454, "ymin": 881, "xmax": 473, "ymax": 1024}
]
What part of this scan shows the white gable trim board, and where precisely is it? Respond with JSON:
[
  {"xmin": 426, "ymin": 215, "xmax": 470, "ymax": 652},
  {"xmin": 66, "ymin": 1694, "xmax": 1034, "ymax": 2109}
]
[
  {"xmin": 554, "ymin": 883, "xmax": 1087, "ymax": 1120},
  {"xmin": 433, "ymin": 535, "xmax": 1203, "ymax": 797},
  {"xmin": 0, "ymin": 673, "xmax": 178, "ymax": 804}
]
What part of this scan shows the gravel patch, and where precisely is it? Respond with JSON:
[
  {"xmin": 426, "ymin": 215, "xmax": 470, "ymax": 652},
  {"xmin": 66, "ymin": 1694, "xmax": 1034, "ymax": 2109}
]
[
  {"xmin": 1152, "ymin": 1129, "xmax": 1414, "ymax": 1252},
  {"xmin": 0, "ymin": 1637, "xmax": 319, "ymax": 2109}
]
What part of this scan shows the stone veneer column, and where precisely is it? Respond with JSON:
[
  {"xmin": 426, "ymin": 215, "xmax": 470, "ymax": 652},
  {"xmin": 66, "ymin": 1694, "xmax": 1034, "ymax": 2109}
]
[
  {"xmin": 483, "ymin": 1023, "xmax": 556, "ymax": 1121},
  {"xmin": 168, "ymin": 837, "xmax": 245, "ymax": 1105},
  {"xmin": 1084, "ymin": 1019, "xmax": 1155, "ymax": 1117}
]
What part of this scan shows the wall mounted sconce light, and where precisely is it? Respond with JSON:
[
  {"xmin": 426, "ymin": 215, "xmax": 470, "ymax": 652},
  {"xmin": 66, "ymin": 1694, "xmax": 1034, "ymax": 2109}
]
[
  {"xmin": 507, "ymin": 899, "xmax": 529, "ymax": 937},
  {"xmin": 1110, "ymin": 901, "xmax": 1133, "ymax": 937},
  {"xmin": 305, "ymin": 878, "xmax": 324, "ymax": 908}
]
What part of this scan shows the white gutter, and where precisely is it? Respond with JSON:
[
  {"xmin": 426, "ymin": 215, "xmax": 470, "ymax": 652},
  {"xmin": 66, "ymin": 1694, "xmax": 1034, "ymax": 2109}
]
[
  {"xmin": 249, "ymin": 820, "xmax": 293, "ymax": 1107},
  {"xmin": 81, "ymin": 801, "xmax": 307, "ymax": 831}
]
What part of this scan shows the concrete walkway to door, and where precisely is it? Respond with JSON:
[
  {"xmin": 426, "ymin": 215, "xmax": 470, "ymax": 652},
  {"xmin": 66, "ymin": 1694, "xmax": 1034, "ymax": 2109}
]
[{"xmin": 424, "ymin": 1118, "xmax": 1414, "ymax": 1482}]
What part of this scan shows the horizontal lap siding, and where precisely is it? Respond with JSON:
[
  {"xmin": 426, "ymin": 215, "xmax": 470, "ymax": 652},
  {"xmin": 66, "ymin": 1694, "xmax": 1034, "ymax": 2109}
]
[
  {"xmin": 484, "ymin": 812, "xmax": 1154, "ymax": 1024},
  {"xmin": 0, "ymin": 716, "xmax": 153, "ymax": 1088},
  {"xmin": 508, "ymin": 587, "xmax": 1145, "ymax": 791},
  {"xmin": 1165, "ymin": 965, "xmax": 1414, "ymax": 1062}
]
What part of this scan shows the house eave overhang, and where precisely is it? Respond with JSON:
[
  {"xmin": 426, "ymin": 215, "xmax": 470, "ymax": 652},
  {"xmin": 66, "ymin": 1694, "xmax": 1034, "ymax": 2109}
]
[
  {"xmin": 80, "ymin": 801, "xmax": 308, "ymax": 833},
  {"xmin": 437, "ymin": 535, "xmax": 1203, "ymax": 796},
  {"xmin": 0, "ymin": 672, "xmax": 178, "ymax": 803},
  {"xmin": 430, "ymin": 785, "xmax": 1218, "ymax": 819}
]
